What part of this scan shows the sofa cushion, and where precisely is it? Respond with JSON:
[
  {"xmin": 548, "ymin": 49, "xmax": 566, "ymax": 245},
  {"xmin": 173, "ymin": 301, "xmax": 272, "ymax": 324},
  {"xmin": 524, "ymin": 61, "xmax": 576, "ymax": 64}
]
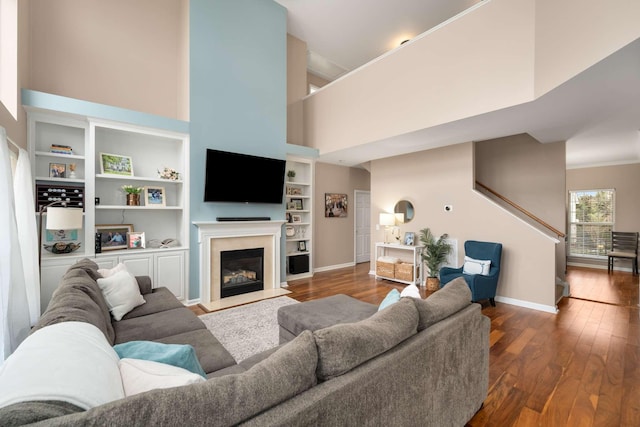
[
  {"xmin": 314, "ymin": 297, "xmax": 419, "ymax": 381},
  {"xmin": 121, "ymin": 287, "xmax": 183, "ymax": 320},
  {"xmin": 45, "ymin": 331, "xmax": 319, "ymax": 426},
  {"xmin": 154, "ymin": 329, "xmax": 236, "ymax": 374},
  {"xmin": 33, "ymin": 268, "xmax": 115, "ymax": 344},
  {"xmin": 118, "ymin": 359, "xmax": 205, "ymax": 397},
  {"xmin": 67, "ymin": 258, "xmax": 102, "ymax": 281},
  {"xmin": 412, "ymin": 277, "xmax": 472, "ymax": 331},
  {"xmin": 0, "ymin": 400, "xmax": 84, "ymax": 426},
  {"xmin": 113, "ymin": 308, "xmax": 206, "ymax": 344},
  {"xmin": 0, "ymin": 322, "xmax": 124, "ymax": 411},
  {"xmin": 278, "ymin": 294, "xmax": 377, "ymax": 338},
  {"xmin": 97, "ymin": 270, "xmax": 146, "ymax": 321},
  {"xmin": 114, "ymin": 341, "xmax": 206, "ymax": 377}
]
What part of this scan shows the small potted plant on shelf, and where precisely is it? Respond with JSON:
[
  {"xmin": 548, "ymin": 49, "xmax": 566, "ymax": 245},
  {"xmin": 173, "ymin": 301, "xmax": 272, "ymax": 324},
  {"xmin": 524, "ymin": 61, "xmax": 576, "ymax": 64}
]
[
  {"xmin": 287, "ymin": 170, "xmax": 296, "ymax": 182},
  {"xmin": 122, "ymin": 185, "xmax": 144, "ymax": 206},
  {"xmin": 419, "ymin": 228, "xmax": 452, "ymax": 291}
]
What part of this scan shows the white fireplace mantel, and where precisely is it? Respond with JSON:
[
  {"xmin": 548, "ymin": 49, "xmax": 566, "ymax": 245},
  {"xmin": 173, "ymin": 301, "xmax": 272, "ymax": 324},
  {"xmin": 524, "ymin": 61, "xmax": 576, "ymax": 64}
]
[{"xmin": 194, "ymin": 220, "xmax": 285, "ymax": 304}]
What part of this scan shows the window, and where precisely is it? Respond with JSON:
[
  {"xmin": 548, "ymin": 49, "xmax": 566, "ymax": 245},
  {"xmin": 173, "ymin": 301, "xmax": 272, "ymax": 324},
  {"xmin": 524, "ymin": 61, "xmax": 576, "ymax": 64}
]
[
  {"xmin": 0, "ymin": 0, "xmax": 18, "ymax": 119},
  {"xmin": 568, "ymin": 189, "xmax": 614, "ymax": 258}
]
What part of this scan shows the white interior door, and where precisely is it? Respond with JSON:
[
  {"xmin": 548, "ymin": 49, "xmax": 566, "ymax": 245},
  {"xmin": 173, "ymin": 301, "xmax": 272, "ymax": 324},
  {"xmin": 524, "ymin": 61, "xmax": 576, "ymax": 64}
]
[{"xmin": 355, "ymin": 190, "xmax": 371, "ymax": 263}]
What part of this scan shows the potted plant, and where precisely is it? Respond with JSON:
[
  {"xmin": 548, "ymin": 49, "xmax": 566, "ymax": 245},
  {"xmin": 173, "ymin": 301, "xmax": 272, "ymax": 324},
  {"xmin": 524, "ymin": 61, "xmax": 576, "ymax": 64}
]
[
  {"xmin": 121, "ymin": 185, "xmax": 144, "ymax": 206},
  {"xmin": 419, "ymin": 228, "xmax": 452, "ymax": 291},
  {"xmin": 287, "ymin": 170, "xmax": 296, "ymax": 181}
]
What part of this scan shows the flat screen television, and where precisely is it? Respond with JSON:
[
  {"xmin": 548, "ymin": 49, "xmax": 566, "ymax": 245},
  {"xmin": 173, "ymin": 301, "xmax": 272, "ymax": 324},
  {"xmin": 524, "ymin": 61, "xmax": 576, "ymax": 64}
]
[{"xmin": 204, "ymin": 149, "xmax": 286, "ymax": 204}]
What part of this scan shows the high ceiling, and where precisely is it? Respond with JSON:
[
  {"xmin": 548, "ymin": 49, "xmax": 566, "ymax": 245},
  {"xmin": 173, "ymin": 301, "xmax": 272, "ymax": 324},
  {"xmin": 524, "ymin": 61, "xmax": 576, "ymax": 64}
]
[{"xmin": 274, "ymin": 0, "xmax": 640, "ymax": 169}]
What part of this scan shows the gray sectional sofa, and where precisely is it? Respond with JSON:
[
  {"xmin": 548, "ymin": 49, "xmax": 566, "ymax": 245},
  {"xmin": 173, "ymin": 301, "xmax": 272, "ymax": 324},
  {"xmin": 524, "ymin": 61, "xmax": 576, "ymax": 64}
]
[{"xmin": 0, "ymin": 258, "xmax": 490, "ymax": 426}]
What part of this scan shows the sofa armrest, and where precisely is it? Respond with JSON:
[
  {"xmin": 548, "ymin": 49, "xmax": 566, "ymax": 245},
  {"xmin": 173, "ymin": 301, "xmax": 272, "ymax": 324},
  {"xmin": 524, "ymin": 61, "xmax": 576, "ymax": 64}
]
[{"xmin": 135, "ymin": 276, "xmax": 153, "ymax": 295}]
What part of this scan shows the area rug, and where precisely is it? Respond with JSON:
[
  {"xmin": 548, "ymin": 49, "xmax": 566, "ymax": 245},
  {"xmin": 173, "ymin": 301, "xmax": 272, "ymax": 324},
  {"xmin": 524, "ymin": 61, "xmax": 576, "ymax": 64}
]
[{"xmin": 199, "ymin": 296, "xmax": 299, "ymax": 362}]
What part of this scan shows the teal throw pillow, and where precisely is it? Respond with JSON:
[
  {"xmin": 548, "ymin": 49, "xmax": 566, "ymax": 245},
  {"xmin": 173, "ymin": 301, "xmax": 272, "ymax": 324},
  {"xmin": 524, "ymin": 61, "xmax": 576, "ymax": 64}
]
[
  {"xmin": 113, "ymin": 341, "xmax": 206, "ymax": 378},
  {"xmin": 378, "ymin": 289, "xmax": 401, "ymax": 311}
]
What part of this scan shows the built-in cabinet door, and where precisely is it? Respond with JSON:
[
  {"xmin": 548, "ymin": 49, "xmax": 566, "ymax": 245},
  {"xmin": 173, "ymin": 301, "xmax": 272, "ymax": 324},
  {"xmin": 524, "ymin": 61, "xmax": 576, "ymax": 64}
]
[
  {"xmin": 40, "ymin": 257, "xmax": 82, "ymax": 313},
  {"xmin": 155, "ymin": 251, "xmax": 185, "ymax": 301},
  {"xmin": 94, "ymin": 256, "xmax": 118, "ymax": 270},
  {"xmin": 119, "ymin": 253, "xmax": 153, "ymax": 277}
]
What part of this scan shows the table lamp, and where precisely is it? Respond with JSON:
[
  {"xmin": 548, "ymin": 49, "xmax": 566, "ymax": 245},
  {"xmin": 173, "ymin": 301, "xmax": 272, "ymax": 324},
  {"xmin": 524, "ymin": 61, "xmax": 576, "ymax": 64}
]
[
  {"xmin": 39, "ymin": 202, "xmax": 83, "ymax": 267},
  {"xmin": 379, "ymin": 213, "xmax": 396, "ymax": 244}
]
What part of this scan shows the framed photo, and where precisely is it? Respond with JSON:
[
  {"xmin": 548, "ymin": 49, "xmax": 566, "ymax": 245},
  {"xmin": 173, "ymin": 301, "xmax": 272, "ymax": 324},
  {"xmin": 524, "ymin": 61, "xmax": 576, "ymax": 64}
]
[
  {"xmin": 49, "ymin": 163, "xmax": 66, "ymax": 178},
  {"xmin": 127, "ymin": 231, "xmax": 146, "ymax": 249},
  {"xmin": 404, "ymin": 232, "xmax": 415, "ymax": 246},
  {"xmin": 96, "ymin": 224, "xmax": 134, "ymax": 251},
  {"xmin": 325, "ymin": 193, "xmax": 348, "ymax": 218},
  {"xmin": 286, "ymin": 187, "xmax": 302, "ymax": 196},
  {"xmin": 45, "ymin": 229, "xmax": 78, "ymax": 243},
  {"xmin": 100, "ymin": 152, "xmax": 133, "ymax": 176},
  {"xmin": 144, "ymin": 186, "xmax": 166, "ymax": 207},
  {"xmin": 286, "ymin": 202, "xmax": 297, "ymax": 211},
  {"xmin": 298, "ymin": 241, "xmax": 307, "ymax": 252},
  {"xmin": 291, "ymin": 198, "xmax": 303, "ymax": 210},
  {"xmin": 292, "ymin": 214, "xmax": 302, "ymax": 223}
]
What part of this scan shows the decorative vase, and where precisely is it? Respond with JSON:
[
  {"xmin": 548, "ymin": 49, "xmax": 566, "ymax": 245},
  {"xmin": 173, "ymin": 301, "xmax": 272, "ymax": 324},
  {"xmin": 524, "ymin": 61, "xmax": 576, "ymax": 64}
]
[
  {"xmin": 126, "ymin": 194, "xmax": 140, "ymax": 206},
  {"xmin": 426, "ymin": 277, "xmax": 440, "ymax": 291}
]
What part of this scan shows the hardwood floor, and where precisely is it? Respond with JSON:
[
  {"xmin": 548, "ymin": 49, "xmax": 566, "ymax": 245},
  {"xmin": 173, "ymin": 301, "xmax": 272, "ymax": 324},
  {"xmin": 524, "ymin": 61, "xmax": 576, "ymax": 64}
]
[
  {"xmin": 566, "ymin": 266, "xmax": 639, "ymax": 307},
  {"xmin": 192, "ymin": 263, "xmax": 640, "ymax": 426}
]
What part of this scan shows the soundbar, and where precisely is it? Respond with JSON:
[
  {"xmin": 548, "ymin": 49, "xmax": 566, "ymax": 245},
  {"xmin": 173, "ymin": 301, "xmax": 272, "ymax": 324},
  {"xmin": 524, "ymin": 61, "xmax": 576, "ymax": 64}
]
[{"xmin": 216, "ymin": 216, "xmax": 271, "ymax": 222}]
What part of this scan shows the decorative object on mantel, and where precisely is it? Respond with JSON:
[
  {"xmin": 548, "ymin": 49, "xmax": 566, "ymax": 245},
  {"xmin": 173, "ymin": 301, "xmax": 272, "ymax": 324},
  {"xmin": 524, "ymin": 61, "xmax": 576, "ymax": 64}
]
[
  {"xmin": 286, "ymin": 170, "xmax": 296, "ymax": 181},
  {"xmin": 158, "ymin": 166, "xmax": 180, "ymax": 181},
  {"xmin": 122, "ymin": 185, "xmax": 143, "ymax": 206},
  {"xmin": 419, "ymin": 228, "xmax": 452, "ymax": 291}
]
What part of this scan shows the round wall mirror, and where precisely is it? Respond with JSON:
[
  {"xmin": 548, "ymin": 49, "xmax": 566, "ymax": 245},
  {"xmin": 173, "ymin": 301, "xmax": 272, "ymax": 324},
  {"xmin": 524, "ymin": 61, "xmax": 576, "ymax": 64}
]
[{"xmin": 394, "ymin": 200, "xmax": 415, "ymax": 224}]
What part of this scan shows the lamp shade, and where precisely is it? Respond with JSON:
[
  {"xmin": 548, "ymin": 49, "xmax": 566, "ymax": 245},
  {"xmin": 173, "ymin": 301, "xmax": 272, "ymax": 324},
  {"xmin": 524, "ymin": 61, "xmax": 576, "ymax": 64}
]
[
  {"xmin": 46, "ymin": 207, "xmax": 83, "ymax": 230},
  {"xmin": 379, "ymin": 213, "xmax": 396, "ymax": 226},
  {"xmin": 394, "ymin": 213, "xmax": 405, "ymax": 224}
]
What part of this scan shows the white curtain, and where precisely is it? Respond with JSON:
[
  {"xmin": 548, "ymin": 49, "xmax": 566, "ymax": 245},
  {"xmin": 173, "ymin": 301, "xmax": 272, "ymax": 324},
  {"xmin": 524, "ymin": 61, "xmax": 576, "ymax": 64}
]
[{"xmin": 0, "ymin": 127, "xmax": 32, "ymax": 362}]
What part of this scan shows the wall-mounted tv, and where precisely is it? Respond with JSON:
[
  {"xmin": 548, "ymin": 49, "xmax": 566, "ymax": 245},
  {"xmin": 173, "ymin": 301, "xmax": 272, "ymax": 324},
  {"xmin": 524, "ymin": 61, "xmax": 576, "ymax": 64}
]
[{"xmin": 204, "ymin": 149, "xmax": 285, "ymax": 204}]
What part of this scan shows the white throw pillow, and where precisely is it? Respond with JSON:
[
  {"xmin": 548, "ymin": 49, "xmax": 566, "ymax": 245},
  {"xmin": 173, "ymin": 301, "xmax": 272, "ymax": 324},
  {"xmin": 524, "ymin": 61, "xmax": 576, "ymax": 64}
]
[
  {"xmin": 463, "ymin": 256, "xmax": 492, "ymax": 275},
  {"xmin": 97, "ymin": 270, "xmax": 146, "ymax": 321},
  {"xmin": 400, "ymin": 284, "xmax": 421, "ymax": 299},
  {"xmin": 98, "ymin": 262, "xmax": 128, "ymax": 278},
  {"xmin": 377, "ymin": 256, "xmax": 400, "ymax": 264},
  {"xmin": 0, "ymin": 322, "xmax": 124, "ymax": 410},
  {"xmin": 119, "ymin": 358, "xmax": 205, "ymax": 396}
]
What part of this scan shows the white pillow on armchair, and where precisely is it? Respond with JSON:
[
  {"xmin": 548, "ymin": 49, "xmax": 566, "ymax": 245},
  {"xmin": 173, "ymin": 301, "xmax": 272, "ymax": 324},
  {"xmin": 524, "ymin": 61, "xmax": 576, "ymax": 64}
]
[{"xmin": 462, "ymin": 256, "xmax": 491, "ymax": 275}]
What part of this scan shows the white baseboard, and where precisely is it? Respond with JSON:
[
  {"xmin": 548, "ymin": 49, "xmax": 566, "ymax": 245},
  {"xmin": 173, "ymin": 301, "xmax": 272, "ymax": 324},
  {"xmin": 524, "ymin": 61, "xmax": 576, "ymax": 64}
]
[
  {"xmin": 185, "ymin": 298, "xmax": 201, "ymax": 306},
  {"xmin": 314, "ymin": 262, "xmax": 356, "ymax": 273},
  {"xmin": 494, "ymin": 296, "xmax": 558, "ymax": 314}
]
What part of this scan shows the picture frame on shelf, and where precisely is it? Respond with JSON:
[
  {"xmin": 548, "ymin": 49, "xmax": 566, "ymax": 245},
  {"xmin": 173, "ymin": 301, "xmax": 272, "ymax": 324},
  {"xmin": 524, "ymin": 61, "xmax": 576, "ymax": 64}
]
[
  {"xmin": 291, "ymin": 198, "xmax": 303, "ymax": 210},
  {"xmin": 127, "ymin": 231, "xmax": 146, "ymax": 249},
  {"xmin": 96, "ymin": 224, "xmax": 134, "ymax": 251},
  {"xmin": 100, "ymin": 152, "xmax": 133, "ymax": 176},
  {"xmin": 292, "ymin": 214, "xmax": 302, "ymax": 223},
  {"xmin": 286, "ymin": 186, "xmax": 302, "ymax": 196},
  {"xmin": 298, "ymin": 241, "xmax": 307, "ymax": 252},
  {"xmin": 404, "ymin": 232, "xmax": 415, "ymax": 246},
  {"xmin": 144, "ymin": 186, "xmax": 166, "ymax": 207},
  {"xmin": 325, "ymin": 193, "xmax": 348, "ymax": 217},
  {"xmin": 49, "ymin": 163, "xmax": 66, "ymax": 178}
]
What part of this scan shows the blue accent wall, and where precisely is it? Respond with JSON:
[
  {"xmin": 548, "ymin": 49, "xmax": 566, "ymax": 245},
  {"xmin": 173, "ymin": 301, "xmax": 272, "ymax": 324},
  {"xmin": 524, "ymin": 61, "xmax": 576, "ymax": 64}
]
[{"xmin": 189, "ymin": 0, "xmax": 287, "ymax": 300}]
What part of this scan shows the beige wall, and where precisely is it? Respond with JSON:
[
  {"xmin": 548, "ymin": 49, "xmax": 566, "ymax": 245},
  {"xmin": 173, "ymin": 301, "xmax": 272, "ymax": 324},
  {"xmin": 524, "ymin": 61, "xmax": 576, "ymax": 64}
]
[
  {"xmin": 0, "ymin": 0, "xmax": 30, "ymax": 147},
  {"xmin": 304, "ymin": 0, "xmax": 536, "ymax": 156},
  {"xmin": 307, "ymin": 72, "xmax": 329, "ymax": 90},
  {"xmin": 371, "ymin": 143, "xmax": 558, "ymax": 309},
  {"xmin": 475, "ymin": 134, "xmax": 567, "ymax": 278},
  {"xmin": 287, "ymin": 34, "xmax": 306, "ymax": 145},
  {"xmin": 28, "ymin": 0, "xmax": 188, "ymax": 120},
  {"xmin": 535, "ymin": 0, "xmax": 640, "ymax": 96},
  {"xmin": 314, "ymin": 162, "xmax": 370, "ymax": 269},
  {"xmin": 566, "ymin": 163, "xmax": 640, "ymax": 266}
]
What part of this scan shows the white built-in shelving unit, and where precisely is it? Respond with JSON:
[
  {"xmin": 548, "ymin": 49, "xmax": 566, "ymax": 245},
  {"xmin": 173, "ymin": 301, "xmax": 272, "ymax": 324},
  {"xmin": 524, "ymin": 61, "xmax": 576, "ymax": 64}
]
[{"xmin": 284, "ymin": 155, "xmax": 314, "ymax": 280}]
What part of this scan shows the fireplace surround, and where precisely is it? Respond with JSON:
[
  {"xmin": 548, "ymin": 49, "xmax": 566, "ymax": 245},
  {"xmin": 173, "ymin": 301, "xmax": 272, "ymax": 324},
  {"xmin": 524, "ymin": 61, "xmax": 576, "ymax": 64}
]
[{"xmin": 194, "ymin": 220, "xmax": 285, "ymax": 304}]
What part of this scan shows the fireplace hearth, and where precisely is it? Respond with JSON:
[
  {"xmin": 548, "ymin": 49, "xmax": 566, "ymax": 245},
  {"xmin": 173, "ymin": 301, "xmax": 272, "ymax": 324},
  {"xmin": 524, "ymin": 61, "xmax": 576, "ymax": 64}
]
[{"xmin": 220, "ymin": 248, "xmax": 264, "ymax": 298}]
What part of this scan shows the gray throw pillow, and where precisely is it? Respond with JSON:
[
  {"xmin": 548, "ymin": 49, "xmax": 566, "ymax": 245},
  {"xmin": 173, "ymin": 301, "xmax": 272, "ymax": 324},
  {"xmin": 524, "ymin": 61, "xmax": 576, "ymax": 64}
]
[
  {"xmin": 412, "ymin": 277, "xmax": 472, "ymax": 331},
  {"xmin": 314, "ymin": 297, "xmax": 418, "ymax": 381}
]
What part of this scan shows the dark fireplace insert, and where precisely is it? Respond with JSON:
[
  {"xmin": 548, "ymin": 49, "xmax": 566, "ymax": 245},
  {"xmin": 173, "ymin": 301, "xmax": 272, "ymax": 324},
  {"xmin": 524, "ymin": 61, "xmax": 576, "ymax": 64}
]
[{"xmin": 220, "ymin": 248, "xmax": 264, "ymax": 298}]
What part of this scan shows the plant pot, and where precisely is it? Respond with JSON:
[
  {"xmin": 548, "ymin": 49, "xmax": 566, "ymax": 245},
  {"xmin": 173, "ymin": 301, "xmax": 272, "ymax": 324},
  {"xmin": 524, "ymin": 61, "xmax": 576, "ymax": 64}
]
[
  {"xmin": 425, "ymin": 277, "xmax": 440, "ymax": 291},
  {"xmin": 126, "ymin": 194, "xmax": 140, "ymax": 206}
]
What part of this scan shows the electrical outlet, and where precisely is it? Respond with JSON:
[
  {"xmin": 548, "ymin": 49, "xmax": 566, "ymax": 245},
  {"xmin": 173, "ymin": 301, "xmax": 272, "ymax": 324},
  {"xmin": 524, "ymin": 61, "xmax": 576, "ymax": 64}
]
[{"xmin": 375, "ymin": 224, "xmax": 380, "ymax": 231}]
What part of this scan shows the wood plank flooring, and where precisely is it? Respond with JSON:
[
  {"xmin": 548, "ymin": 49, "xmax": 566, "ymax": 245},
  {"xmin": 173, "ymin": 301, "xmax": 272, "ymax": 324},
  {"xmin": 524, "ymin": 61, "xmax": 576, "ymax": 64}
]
[{"xmin": 192, "ymin": 263, "xmax": 640, "ymax": 426}]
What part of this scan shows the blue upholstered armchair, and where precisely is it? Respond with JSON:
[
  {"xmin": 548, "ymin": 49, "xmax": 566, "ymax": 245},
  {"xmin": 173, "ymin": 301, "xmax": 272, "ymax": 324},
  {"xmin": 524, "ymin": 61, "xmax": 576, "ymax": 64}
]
[{"xmin": 439, "ymin": 240, "xmax": 503, "ymax": 306}]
